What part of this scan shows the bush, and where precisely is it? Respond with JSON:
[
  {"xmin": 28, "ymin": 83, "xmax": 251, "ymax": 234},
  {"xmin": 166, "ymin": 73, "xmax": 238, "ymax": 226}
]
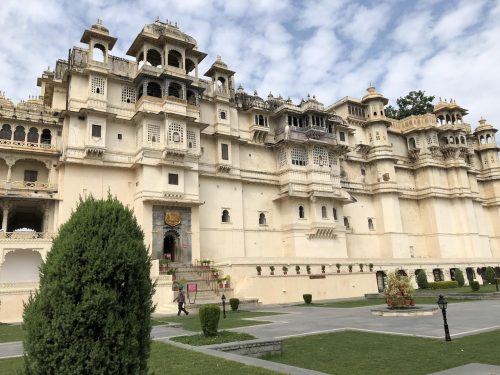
[
  {"xmin": 303, "ymin": 294, "xmax": 312, "ymax": 304},
  {"xmin": 23, "ymin": 196, "xmax": 154, "ymax": 375},
  {"xmin": 199, "ymin": 304, "xmax": 221, "ymax": 337},
  {"xmin": 483, "ymin": 267, "xmax": 496, "ymax": 284},
  {"xmin": 416, "ymin": 270, "xmax": 428, "ymax": 289},
  {"xmin": 384, "ymin": 272, "xmax": 414, "ymax": 308},
  {"xmin": 229, "ymin": 298, "xmax": 240, "ymax": 311},
  {"xmin": 454, "ymin": 269, "xmax": 465, "ymax": 287},
  {"xmin": 470, "ymin": 281, "xmax": 480, "ymax": 291},
  {"xmin": 427, "ymin": 281, "xmax": 458, "ymax": 289}
]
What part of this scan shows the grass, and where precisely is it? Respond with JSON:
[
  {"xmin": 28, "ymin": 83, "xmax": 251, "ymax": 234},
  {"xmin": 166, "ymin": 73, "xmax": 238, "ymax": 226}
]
[
  {"xmin": 0, "ymin": 323, "xmax": 23, "ymax": 343},
  {"xmin": 416, "ymin": 284, "xmax": 499, "ymax": 294},
  {"xmin": 0, "ymin": 341, "xmax": 277, "ymax": 374},
  {"xmin": 298, "ymin": 297, "xmax": 468, "ymax": 308},
  {"xmin": 171, "ymin": 330, "xmax": 256, "ymax": 346},
  {"xmin": 152, "ymin": 310, "xmax": 282, "ymax": 331},
  {"xmin": 266, "ymin": 329, "xmax": 500, "ymax": 375}
]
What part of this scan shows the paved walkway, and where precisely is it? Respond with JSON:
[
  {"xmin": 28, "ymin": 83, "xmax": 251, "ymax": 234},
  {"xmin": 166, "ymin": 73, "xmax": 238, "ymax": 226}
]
[{"xmin": 1, "ymin": 300, "xmax": 499, "ymax": 374}]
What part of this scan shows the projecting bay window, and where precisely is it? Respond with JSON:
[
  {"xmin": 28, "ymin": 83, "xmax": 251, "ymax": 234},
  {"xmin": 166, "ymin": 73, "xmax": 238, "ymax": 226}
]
[
  {"xmin": 168, "ymin": 173, "xmax": 178, "ymax": 185},
  {"xmin": 91, "ymin": 124, "xmax": 102, "ymax": 138}
]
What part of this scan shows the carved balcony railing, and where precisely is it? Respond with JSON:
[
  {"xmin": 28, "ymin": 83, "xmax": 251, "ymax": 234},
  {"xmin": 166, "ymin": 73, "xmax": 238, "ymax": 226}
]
[
  {"xmin": 6, "ymin": 180, "xmax": 58, "ymax": 192},
  {"xmin": 0, "ymin": 138, "xmax": 57, "ymax": 152},
  {"xmin": 0, "ymin": 231, "xmax": 54, "ymax": 240}
]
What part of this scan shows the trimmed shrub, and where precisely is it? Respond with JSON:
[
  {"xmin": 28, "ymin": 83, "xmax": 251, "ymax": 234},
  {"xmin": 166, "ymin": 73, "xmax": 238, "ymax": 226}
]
[
  {"xmin": 384, "ymin": 272, "xmax": 414, "ymax": 308},
  {"xmin": 229, "ymin": 298, "xmax": 240, "ymax": 311},
  {"xmin": 199, "ymin": 304, "xmax": 221, "ymax": 337},
  {"xmin": 303, "ymin": 294, "xmax": 312, "ymax": 304},
  {"xmin": 470, "ymin": 281, "xmax": 480, "ymax": 291},
  {"xmin": 23, "ymin": 195, "xmax": 154, "ymax": 375},
  {"xmin": 484, "ymin": 267, "xmax": 496, "ymax": 284},
  {"xmin": 427, "ymin": 281, "xmax": 458, "ymax": 289},
  {"xmin": 416, "ymin": 270, "xmax": 428, "ymax": 289},
  {"xmin": 454, "ymin": 269, "xmax": 465, "ymax": 287}
]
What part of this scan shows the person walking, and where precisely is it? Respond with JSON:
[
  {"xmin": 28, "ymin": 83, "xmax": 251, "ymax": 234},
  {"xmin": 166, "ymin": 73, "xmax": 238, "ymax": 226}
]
[{"xmin": 174, "ymin": 287, "xmax": 189, "ymax": 316}]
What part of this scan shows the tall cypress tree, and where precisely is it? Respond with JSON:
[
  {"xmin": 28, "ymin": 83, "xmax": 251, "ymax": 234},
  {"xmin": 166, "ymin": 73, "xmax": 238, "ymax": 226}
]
[{"xmin": 23, "ymin": 195, "xmax": 154, "ymax": 374}]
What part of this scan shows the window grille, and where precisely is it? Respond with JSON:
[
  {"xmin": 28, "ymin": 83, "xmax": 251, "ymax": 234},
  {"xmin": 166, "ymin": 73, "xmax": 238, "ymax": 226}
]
[
  {"xmin": 91, "ymin": 76, "xmax": 105, "ymax": 95},
  {"xmin": 187, "ymin": 130, "xmax": 197, "ymax": 149},
  {"xmin": 121, "ymin": 86, "xmax": 136, "ymax": 103},
  {"xmin": 168, "ymin": 123, "xmax": 184, "ymax": 143},
  {"xmin": 277, "ymin": 148, "xmax": 287, "ymax": 167},
  {"xmin": 328, "ymin": 152, "xmax": 337, "ymax": 166},
  {"xmin": 291, "ymin": 147, "xmax": 307, "ymax": 166},
  {"xmin": 312, "ymin": 146, "xmax": 328, "ymax": 166},
  {"xmin": 147, "ymin": 124, "xmax": 160, "ymax": 143}
]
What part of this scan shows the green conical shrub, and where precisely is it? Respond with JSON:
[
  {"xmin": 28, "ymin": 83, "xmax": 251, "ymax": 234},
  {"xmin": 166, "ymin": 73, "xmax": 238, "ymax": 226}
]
[
  {"xmin": 23, "ymin": 195, "xmax": 154, "ymax": 375},
  {"xmin": 454, "ymin": 269, "xmax": 465, "ymax": 287},
  {"xmin": 416, "ymin": 270, "xmax": 428, "ymax": 289}
]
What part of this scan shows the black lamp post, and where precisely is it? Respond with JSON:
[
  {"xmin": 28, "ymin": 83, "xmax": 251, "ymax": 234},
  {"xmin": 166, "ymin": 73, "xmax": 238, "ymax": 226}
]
[
  {"xmin": 221, "ymin": 294, "xmax": 226, "ymax": 319},
  {"xmin": 437, "ymin": 294, "xmax": 451, "ymax": 341}
]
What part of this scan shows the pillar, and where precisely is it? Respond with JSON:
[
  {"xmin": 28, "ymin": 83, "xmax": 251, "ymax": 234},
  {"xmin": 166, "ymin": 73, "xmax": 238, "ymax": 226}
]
[{"xmin": 1, "ymin": 202, "xmax": 9, "ymax": 232}]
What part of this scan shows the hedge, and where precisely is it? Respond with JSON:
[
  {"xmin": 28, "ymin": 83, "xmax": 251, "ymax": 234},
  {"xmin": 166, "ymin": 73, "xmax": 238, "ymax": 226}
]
[
  {"xmin": 229, "ymin": 298, "xmax": 240, "ymax": 311},
  {"xmin": 427, "ymin": 281, "xmax": 458, "ymax": 289},
  {"xmin": 199, "ymin": 304, "xmax": 221, "ymax": 337}
]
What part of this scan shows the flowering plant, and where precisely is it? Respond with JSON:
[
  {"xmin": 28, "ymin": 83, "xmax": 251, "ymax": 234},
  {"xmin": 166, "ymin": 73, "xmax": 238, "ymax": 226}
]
[{"xmin": 384, "ymin": 271, "xmax": 415, "ymax": 308}]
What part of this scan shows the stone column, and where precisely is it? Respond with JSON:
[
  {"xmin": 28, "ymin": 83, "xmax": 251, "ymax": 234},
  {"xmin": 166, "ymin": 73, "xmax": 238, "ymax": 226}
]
[
  {"xmin": 43, "ymin": 203, "xmax": 50, "ymax": 234},
  {"xmin": 1, "ymin": 202, "xmax": 9, "ymax": 232}
]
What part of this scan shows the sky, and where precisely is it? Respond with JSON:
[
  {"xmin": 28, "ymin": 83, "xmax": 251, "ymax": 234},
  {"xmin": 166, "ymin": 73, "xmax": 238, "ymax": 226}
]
[{"xmin": 1, "ymin": 0, "xmax": 500, "ymax": 131}]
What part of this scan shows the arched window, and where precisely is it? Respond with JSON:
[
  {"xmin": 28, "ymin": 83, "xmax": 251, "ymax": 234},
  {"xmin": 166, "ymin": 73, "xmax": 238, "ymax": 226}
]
[
  {"xmin": 221, "ymin": 209, "xmax": 230, "ymax": 223},
  {"xmin": 168, "ymin": 82, "xmax": 182, "ymax": 98},
  {"xmin": 298, "ymin": 206, "xmax": 304, "ymax": 219},
  {"xmin": 0, "ymin": 124, "xmax": 12, "ymax": 140},
  {"xmin": 397, "ymin": 269, "xmax": 407, "ymax": 277},
  {"xmin": 343, "ymin": 216, "xmax": 350, "ymax": 229},
  {"xmin": 321, "ymin": 206, "xmax": 327, "ymax": 219},
  {"xmin": 433, "ymin": 268, "xmax": 444, "ymax": 282},
  {"xmin": 408, "ymin": 138, "xmax": 416, "ymax": 149},
  {"xmin": 173, "ymin": 132, "xmax": 180, "ymax": 142},
  {"xmin": 185, "ymin": 58, "xmax": 196, "ymax": 74},
  {"xmin": 186, "ymin": 90, "xmax": 196, "ymax": 105},
  {"xmin": 146, "ymin": 49, "xmax": 162, "ymax": 67},
  {"xmin": 137, "ymin": 52, "xmax": 144, "ymax": 69},
  {"xmin": 368, "ymin": 218, "xmax": 374, "ymax": 230},
  {"xmin": 486, "ymin": 134, "xmax": 492, "ymax": 143},
  {"xmin": 259, "ymin": 213, "xmax": 266, "ymax": 225},
  {"xmin": 258, "ymin": 115, "xmax": 264, "ymax": 126},
  {"xmin": 216, "ymin": 77, "xmax": 226, "ymax": 92},
  {"xmin": 27, "ymin": 127, "xmax": 39, "ymax": 143},
  {"xmin": 168, "ymin": 50, "xmax": 182, "ymax": 68},
  {"xmin": 147, "ymin": 82, "xmax": 162, "ymax": 98},
  {"xmin": 446, "ymin": 115, "xmax": 451, "ymax": 124},
  {"xmin": 332, "ymin": 208, "xmax": 338, "ymax": 220},
  {"xmin": 460, "ymin": 136, "xmax": 465, "ymax": 144},
  {"xmin": 93, "ymin": 44, "xmax": 105, "ymax": 62},
  {"xmin": 455, "ymin": 137, "xmax": 459, "ymax": 144},
  {"xmin": 13, "ymin": 126, "xmax": 25, "ymax": 141},
  {"xmin": 449, "ymin": 136, "xmax": 454, "ymax": 144}
]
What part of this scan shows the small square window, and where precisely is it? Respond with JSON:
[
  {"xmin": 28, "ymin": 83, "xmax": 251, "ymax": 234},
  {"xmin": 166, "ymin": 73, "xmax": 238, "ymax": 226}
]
[
  {"xmin": 24, "ymin": 170, "xmax": 38, "ymax": 182},
  {"xmin": 168, "ymin": 173, "xmax": 179, "ymax": 185},
  {"xmin": 117, "ymin": 133, "xmax": 122, "ymax": 140},
  {"xmin": 92, "ymin": 124, "xmax": 102, "ymax": 138},
  {"xmin": 339, "ymin": 132, "xmax": 346, "ymax": 142},
  {"xmin": 220, "ymin": 110, "xmax": 227, "ymax": 120}
]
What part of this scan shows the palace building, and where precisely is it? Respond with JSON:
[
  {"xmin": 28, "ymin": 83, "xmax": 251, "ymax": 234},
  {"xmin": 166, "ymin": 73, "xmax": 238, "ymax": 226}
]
[{"xmin": 0, "ymin": 20, "xmax": 499, "ymax": 320}]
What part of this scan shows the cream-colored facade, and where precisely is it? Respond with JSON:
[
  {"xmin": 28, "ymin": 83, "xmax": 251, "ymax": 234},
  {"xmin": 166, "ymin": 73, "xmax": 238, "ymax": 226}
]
[{"xmin": 1, "ymin": 20, "xmax": 499, "ymax": 321}]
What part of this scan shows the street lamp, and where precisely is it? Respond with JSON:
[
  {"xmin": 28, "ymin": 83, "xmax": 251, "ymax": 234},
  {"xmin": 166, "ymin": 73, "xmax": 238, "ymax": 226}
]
[
  {"xmin": 437, "ymin": 294, "xmax": 451, "ymax": 341},
  {"xmin": 221, "ymin": 294, "xmax": 226, "ymax": 319}
]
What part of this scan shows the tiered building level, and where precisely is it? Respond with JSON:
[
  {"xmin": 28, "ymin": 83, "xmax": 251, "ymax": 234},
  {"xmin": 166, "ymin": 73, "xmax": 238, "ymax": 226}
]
[{"xmin": 0, "ymin": 20, "xmax": 499, "ymax": 319}]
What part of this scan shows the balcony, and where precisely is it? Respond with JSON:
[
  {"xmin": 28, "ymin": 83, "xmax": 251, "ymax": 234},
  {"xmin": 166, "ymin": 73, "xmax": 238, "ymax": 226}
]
[
  {"xmin": 0, "ymin": 138, "xmax": 58, "ymax": 155},
  {"xmin": 7, "ymin": 181, "xmax": 57, "ymax": 192},
  {"xmin": 305, "ymin": 125, "xmax": 326, "ymax": 139},
  {"xmin": 250, "ymin": 124, "xmax": 270, "ymax": 143},
  {"xmin": 0, "ymin": 231, "xmax": 53, "ymax": 240}
]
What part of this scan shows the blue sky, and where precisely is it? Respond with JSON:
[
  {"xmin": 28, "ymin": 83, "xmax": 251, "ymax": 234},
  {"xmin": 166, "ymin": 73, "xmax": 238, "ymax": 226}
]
[{"xmin": 1, "ymin": 0, "xmax": 500, "ymax": 131}]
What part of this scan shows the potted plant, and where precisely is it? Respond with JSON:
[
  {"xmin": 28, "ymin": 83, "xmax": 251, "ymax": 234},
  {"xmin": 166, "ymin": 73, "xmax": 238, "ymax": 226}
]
[
  {"xmin": 359, "ymin": 263, "xmax": 364, "ymax": 272},
  {"xmin": 256, "ymin": 265, "xmax": 262, "ymax": 276},
  {"xmin": 369, "ymin": 263, "xmax": 374, "ymax": 272},
  {"xmin": 282, "ymin": 266, "xmax": 288, "ymax": 275},
  {"xmin": 306, "ymin": 265, "xmax": 311, "ymax": 274},
  {"xmin": 336, "ymin": 263, "xmax": 341, "ymax": 273},
  {"xmin": 224, "ymin": 275, "xmax": 231, "ymax": 288},
  {"xmin": 295, "ymin": 265, "xmax": 301, "ymax": 274},
  {"xmin": 270, "ymin": 265, "xmax": 275, "ymax": 275},
  {"xmin": 166, "ymin": 267, "xmax": 177, "ymax": 281},
  {"xmin": 321, "ymin": 265, "xmax": 326, "ymax": 274},
  {"xmin": 348, "ymin": 264, "xmax": 353, "ymax": 273}
]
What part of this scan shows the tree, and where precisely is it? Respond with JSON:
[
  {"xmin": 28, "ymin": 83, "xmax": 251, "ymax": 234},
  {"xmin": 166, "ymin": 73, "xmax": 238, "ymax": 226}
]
[
  {"xmin": 416, "ymin": 270, "xmax": 428, "ymax": 289},
  {"xmin": 483, "ymin": 267, "xmax": 496, "ymax": 285},
  {"xmin": 23, "ymin": 195, "xmax": 154, "ymax": 375},
  {"xmin": 454, "ymin": 269, "xmax": 465, "ymax": 287},
  {"xmin": 385, "ymin": 90, "xmax": 435, "ymax": 120}
]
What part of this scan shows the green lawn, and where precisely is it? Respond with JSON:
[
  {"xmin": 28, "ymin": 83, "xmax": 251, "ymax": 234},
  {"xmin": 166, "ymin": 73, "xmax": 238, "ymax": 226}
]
[
  {"xmin": 171, "ymin": 330, "xmax": 256, "ymax": 346},
  {"xmin": 0, "ymin": 323, "xmax": 23, "ymax": 343},
  {"xmin": 0, "ymin": 341, "xmax": 277, "ymax": 374},
  {"xmin": 266, "ymin": 330, "xmax": 500, "ymax": 375},
  {"xmin": 416, "ymin": 284, "xmax": 499, "ymax": 294},
  {"xmin": 152, "ymin": 310, "xmax": 282, "ymax": 332},
  {"xmin": 298, "ymin": 297, "xmax": 468, "ymax": 308}
]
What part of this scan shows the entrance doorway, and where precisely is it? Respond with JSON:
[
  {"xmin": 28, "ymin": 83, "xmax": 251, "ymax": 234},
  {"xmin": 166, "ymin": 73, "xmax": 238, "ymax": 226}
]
[
  {"xmin": 376, "ymin": 271, "xmax": 387, "ymax": 293},
  {"xmin": 163, "ymin": 232, "xmax": 179, "ymax": 262}
]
